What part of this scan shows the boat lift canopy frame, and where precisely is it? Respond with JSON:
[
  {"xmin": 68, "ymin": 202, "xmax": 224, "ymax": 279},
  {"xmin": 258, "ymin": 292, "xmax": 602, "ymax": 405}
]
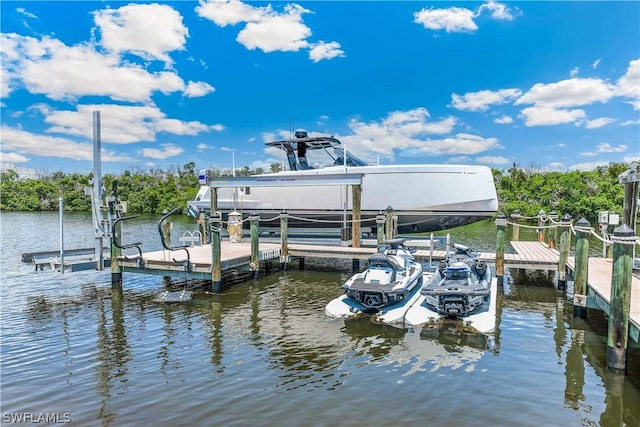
[{"xmin": 199, "ymin": 171, "xmax": 363, "ymax": 188}]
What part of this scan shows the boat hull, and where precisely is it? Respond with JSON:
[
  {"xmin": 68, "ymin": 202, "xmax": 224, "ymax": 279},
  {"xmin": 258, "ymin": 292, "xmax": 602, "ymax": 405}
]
[{"xmin": 188, "ymin": 164, "xmax": 498, "ymax": 233}]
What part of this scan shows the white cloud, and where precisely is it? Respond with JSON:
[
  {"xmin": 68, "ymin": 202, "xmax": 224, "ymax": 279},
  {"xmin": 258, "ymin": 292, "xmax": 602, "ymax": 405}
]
[
  {"xmin": 93, "ymin": 3, "xmax": 188, "ymax": 67},
  {"xmin": 584, "ymin": 117, "xmax": 616, "ymax": 129},
  {"xmin": 616, "ymin": 58, "xmax": 640, "ymax": 109},
  {"xmin": 16, "ymin": 7, "xmax": 37, "ymax": 19},
  {"xmin": 184, "ymin": 81, "xmax": 215, "ymax": 97},
  {"xmin": 142, "ymin": 143, "xmax": 184, "ymax": 159},
  {"xmin": 515, "ymin": 77, "xmax": 616, "ymax": 127},
  {"xmin": 570, "ymin": 67, "xmax": 579, "ymax": 77},
  {"xmin": 621, "ymin": 118, "xmax": 640, "ymax": 126},
  {"xmin": 592, "ymin": 59, "xmax": 601, "ymax": 69},
  {"xmin": 515, "ymin": 77, "xmax": 616, "ymax": 108},
  {"xmin": 1, "ymin": 152, "xmax": 30, "ymax": 163},
  {"xmin": 476, "ymin": 155, "xmax": 510, "ymax": 165},
  {"xmin": 569, "ymin": 160, "xmax": 610, "ymax": 171},
  {"xmin": 197, "ymin": 143, "xmax": 215, "ymax": 151},
  {"xmin": 38, "ymin": 104, "xmax": 221, "ymax": 144},
  {"xmin": 450, "ymin": 88, "xmax": 521, "ymax": 111},
  {"xmin": 476, "ymin": 1, "xmax": 515, "ymax": 20},
  {"xmin": 413, "ymin": 7, "xmax": 477, "ymax": 32},
  {"xmin": 596, "ymin": 143, "xmax": 627, "ymax": 153},
  {"xmin": 309, "ymin": 41, "xmax": 345, "ymax": 63},
  {"xmin": 519, "ymin": 106, "xmax": 586, "ymax": 126},
  {"xmin": 197, "ymin": 1, "xmax": 343, "ymax": 62},
  {"xmin": 494, "ymin": 115, "xmax": 513, "ymax": 124},
  {"xmin": 1, "ymin": 33, "xmax": 189, "ymax": 102},
  {"xmin": 0, "ymin": 125, "xmax": 132, "ymax": 162},
  {"xmin": 414, "ymin": 1, "xmax": 516, "ymax": 33}
]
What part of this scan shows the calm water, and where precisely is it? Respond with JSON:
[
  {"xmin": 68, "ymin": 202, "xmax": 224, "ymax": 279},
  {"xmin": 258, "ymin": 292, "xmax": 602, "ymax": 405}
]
[{"xmin": 1, "ymin": 211, "xmax": 639, "ymax": 427}]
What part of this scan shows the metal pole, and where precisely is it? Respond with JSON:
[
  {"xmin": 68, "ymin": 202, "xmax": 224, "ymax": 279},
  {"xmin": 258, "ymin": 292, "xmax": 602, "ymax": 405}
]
[
  {"xmin": 92, "ymin": 111, "xmax": 104, "ymax": 270},
  {"xmin": 59, "ymin": 196, "xmax": 64, "ymax": 274},
  {"xmin": 495, "ymin": 213, "xmax": 507, "ymax": 287}
]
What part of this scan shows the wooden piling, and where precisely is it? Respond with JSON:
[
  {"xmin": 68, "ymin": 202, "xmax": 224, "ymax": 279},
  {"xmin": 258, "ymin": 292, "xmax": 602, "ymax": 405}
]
[
  {"xmin": 495, "ymin": 213, "xmax": 507, "ymax": 286},
  {"xmin": 573, "ymin": 217, "xmax": 591, "ymax": 318},
  {"xmin": 161, "ymin": 220, "xmax": 171, "ymax": 286},
  {"xmin": 606, "ymin": 225, "xmax": 635, "ymax": 373},
  {"xmin": 210, "ymin": 213, "xmax": 222, "ymax": 292},
  {"xmin": 250, "ymin": 212, "xmax": 260, "ymax": 279},
  {"xmin": 111, "ymin": 215, "xmax": 122, "ymax": 287},
  {"xmin": 537, "ymin": 209, "xmax": 546, "ymax": 243},
  {"xmin": 352, "ymin": 184, "xmax": 361, "ymax": 248},
  {"xmin": 376, "ymin": 211, "xmax": 385, "ymax": 248},
  {"xmin": 557, "ymin": 214, "xmax": 572, "ymax": 292},
  {"xmin": 385, "ymin": 206, "xmax": 394, "ymax": 241},
  {"xmin": 198, "ymin": 212, "xmax": 206, "ymax": 245},
  {"xmin": 548, "ymin": 211, "xmax": 558, "ymax": 249},
  {"xmin": 280, "ymin": 211, "xmax": 289, "ymax": 270},
  {"xmin": 510, "ymin": 210, "xmax": 521, "ymax": 241}
]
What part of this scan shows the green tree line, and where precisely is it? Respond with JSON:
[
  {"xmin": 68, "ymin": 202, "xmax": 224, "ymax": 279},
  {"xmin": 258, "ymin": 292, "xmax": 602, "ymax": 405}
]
[{"xmin": 0, "ymin": 161, "xmax": 634, "ymax": 224}]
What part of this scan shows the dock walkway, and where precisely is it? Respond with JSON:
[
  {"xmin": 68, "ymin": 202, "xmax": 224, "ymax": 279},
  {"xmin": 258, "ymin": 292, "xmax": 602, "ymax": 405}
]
[{"xmin": 118, "ymin": 240, "xmax": 639, "ymax": 341}]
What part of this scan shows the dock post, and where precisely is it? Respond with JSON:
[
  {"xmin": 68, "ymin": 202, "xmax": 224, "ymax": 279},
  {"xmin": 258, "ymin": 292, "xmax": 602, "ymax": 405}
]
[
  {"xmin": 198, "ymin": 212, "xmax": 207, "ymax": 245},
  {"xmin": 352, "ymin": 184, "xmax": 361, "ymax": 248},
  {"xmin": 250, "ymin": 211, "xmax": 260, "ymax": 279},
  {"xmin": 606, "ymin": 224, "xmax": 635, "ymax": 373},
  {"xmin": 280, "ymin": 211, "xmax": 289, "ymax": 271},
  {"xmin": 351, "ymin": 184, "xmax": 362, "ymax": 272},
  {"xmin": 537, "ymin": 209, "xmax": 546, "ymax": 243},
  {"xmin": 111, "ymin": 212, "xmax": 123, "ymax": 287},
  {"xmin": 495, "ymin": 213, "xmax": 507, "ymax": 287},
  {"xmin": 510, "ymin": 209, "xmax": 521, "ymax": 241},
  {"xmin": 557, "ymin": 214, "xmax": 572, "ymax": 292},
  {"xmin": 376, "ymin": 211, "xmax": 385, "ymax": 248},
  {"xmin": 161, "ymin": 219, "xmax": 171, "ymax": 286},
  {"xmin": 548, "ymin": 211, "xmax": 558, "ymax": 249},
  {"xmin": 59, "ymin": 196, "xmax": 65, "ymax": 274},
  {"xmin": 385, "ymin": 206, "xmax": 394, "ymax": 241},
  {"xmin": 210, "ymin": 212, "xmax": 222, "ymax": 292},
  {"xmin": 573, "ymin": 217, "xmax": 591, "ymax": 318}
]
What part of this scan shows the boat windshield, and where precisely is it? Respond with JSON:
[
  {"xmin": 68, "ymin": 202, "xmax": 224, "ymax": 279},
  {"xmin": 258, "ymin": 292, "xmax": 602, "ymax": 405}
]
[{"xmin": 266, "ymin": 136, "xmax": 368, "ymax": 171}]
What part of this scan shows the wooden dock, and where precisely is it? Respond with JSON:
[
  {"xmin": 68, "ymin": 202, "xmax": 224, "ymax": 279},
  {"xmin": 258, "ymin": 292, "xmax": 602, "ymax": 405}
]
[{"xmin": 117, "ymin": 239, "xmax": 639, "ymax": 343}]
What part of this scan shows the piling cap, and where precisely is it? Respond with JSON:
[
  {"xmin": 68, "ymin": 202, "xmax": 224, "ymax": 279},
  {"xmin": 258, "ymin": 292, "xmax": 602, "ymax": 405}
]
[
  {"xmin": 575, "ymin": 217, "xmax": 591, "ymax": 227},
  {"xmin": 561, "ymin": 213, "xmax": 572, "ymax": 222},
  {"xmin": 495, "ymin": 213, "xmax": 507, "ymax": 226},
  {"xmin": 613, "ymin": 224, "xmax": 635, "ymax": 236}
]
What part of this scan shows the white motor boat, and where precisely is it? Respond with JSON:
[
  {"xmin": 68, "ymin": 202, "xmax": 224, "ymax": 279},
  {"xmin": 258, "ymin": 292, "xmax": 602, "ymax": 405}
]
[
  {"xmin": 325, "ymin": 239, "xmax": 424, "ymax": 317},
  {"xmin": 420, "ymin": 243, "xmax": 492, "ymax": 317},
  {"xmin": 187, "ymin": 131, "xmax": 498, "ymax": 233}
]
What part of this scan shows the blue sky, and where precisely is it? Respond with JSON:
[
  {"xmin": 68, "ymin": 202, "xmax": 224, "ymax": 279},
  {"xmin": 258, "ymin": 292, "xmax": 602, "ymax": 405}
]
[{"xmin": 1, "ymin": 1, "xmax": 639, "ymax": 176}]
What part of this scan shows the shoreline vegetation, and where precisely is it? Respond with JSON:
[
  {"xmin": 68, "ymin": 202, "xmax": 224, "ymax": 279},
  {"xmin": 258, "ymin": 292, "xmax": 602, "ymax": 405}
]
[{"xmin": 0, "ymin": 161, "xmax": 634, "ymax": 225}]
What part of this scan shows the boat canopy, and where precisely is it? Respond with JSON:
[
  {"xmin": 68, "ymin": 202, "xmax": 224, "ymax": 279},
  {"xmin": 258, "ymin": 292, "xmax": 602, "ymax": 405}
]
[{"xmin": 266, "ymin": 133, "xmax": 367, "ymax": 171}]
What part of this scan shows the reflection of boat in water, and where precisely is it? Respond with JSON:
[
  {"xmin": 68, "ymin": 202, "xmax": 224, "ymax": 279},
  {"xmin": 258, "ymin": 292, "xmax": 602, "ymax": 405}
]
[
  {"xmin": 420, "ymin": 244, "xmax": 492, "ymax": 317},
  {"xmin": 419, "ymin": 319, "xmax": 496, "ymax": 353},
  {"xmin": 326, "ymin": 239, "xmax": 423, "ymax": 316},
  {"xmin": 187, "ymin": 131, "xmax": 498, "ymax": 234}
]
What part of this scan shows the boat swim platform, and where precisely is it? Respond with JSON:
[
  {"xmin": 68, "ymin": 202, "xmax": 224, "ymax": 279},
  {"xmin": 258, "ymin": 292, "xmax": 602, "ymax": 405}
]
[{"xmin": 117, "ymin": 240, "xmax": 639, "ymax": 341}]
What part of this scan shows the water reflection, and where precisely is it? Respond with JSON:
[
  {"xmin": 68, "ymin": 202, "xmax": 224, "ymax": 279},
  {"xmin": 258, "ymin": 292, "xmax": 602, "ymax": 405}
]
[
  {"xmin": 95, "ymin": 288, "xmax": 131, "ymax": 425},
  {"xmin": 3, "ymin": 212, "xmax": 640, "ymax": 426}
]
